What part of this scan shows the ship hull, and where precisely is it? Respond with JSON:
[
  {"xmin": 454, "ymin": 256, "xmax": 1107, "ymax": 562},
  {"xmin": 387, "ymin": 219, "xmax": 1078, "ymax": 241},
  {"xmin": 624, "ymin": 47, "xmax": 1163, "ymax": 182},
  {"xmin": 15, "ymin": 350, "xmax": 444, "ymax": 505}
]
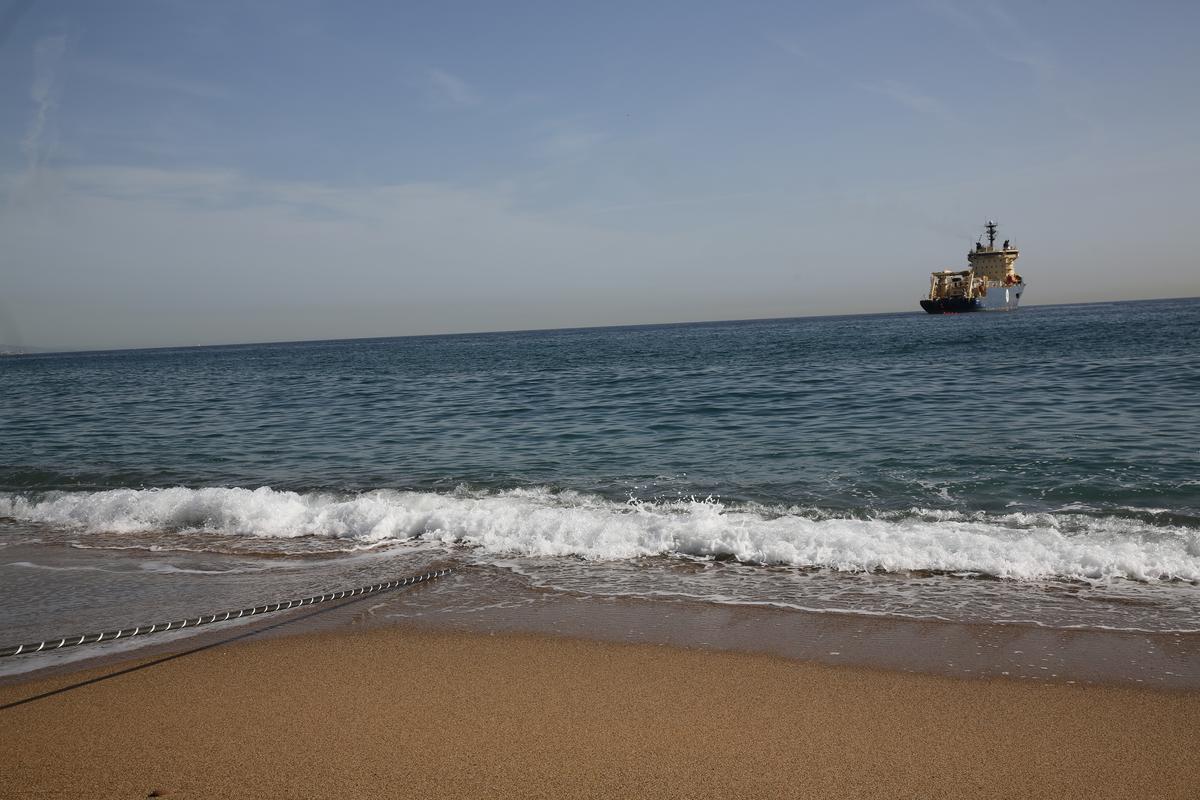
[{"xmin": 921, "ymin": 282, "xmax": 1025, "ymax": 314}]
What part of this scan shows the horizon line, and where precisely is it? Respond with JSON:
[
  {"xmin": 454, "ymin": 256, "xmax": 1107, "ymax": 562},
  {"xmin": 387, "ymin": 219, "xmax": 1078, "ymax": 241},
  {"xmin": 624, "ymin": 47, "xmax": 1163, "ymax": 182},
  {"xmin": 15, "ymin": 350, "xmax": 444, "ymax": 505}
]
[{"xmin": 4, "ymin": 295, "xmax": 1198, "ymax": 358}]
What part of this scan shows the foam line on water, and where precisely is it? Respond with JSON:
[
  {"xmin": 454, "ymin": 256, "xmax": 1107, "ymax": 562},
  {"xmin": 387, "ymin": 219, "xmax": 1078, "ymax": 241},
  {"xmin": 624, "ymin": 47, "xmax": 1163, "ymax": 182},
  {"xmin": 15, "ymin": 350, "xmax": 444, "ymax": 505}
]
[{"xmin": 2, "ymin": 487, "xmax": 1198, "ymax": 583}]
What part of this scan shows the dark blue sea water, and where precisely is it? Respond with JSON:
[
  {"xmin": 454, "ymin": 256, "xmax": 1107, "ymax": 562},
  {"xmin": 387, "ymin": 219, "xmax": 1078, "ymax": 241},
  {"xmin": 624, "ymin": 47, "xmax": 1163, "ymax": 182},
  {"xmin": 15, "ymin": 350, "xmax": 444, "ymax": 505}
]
[
  {"xmin": 2, "ymin": 299, "xmax": 1199, "ymax": 663},
  {"xmin": 4, "ymin": 299, "xmax": 1197, "ymax": 514}
]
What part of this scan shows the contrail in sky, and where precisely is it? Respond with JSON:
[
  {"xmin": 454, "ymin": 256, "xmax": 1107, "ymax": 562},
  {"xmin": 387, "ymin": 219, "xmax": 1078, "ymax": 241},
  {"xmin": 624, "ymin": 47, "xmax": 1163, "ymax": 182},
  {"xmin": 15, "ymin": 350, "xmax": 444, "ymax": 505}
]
[{"xmin": 21, "ymin": 33, "xmax": 67, "ymax": 174}]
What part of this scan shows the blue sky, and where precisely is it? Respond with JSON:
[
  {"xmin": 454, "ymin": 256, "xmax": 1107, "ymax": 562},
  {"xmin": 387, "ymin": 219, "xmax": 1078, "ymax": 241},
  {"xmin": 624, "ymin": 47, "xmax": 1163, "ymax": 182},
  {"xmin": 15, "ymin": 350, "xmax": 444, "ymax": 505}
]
[{"xmin": 2, "ymin": 0, "xmax": 1198, "ymax": 349}]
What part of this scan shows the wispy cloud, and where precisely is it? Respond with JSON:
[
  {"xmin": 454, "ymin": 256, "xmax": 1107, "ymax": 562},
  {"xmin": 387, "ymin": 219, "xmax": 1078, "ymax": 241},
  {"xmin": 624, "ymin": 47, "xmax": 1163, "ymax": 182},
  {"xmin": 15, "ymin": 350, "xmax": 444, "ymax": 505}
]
[
  {"xmin": 917, "ymin": 0, "xmax": 1055, "ymax": 82},
  {"xmin": 81, "ymin": 58, "xmax": 233, "ymax": 101},
  {"xmin": 916, "ymin": 0, "xmax": 1098, "ymax": 145},
  {"xmin": 21, "ymin": 34, "xmax": 68, "ymax": 176},
  {"xmin": 765, "ymin": 33, "xmax": 811, "ymax": 62},
  {"xmin": 538, "ymin": 127, "xmax": 607, "ymax": 160},
  {"xmin": 426, "ymin": 67, "xmax": 478, "ymax": 107},
  {"xmin": 61, "ymin": 165, "xmax": 241, "ymax": 204},
  {"xmin": 770, "ymin": 32, "xmax": 954, "ymax": 122},
  {"xmin": 919, "ymin": 0, "xmax": 1023, "ymax": 36},
  {"xmin": 766, "ymin": 32, "xmax": 840, "ymax": 77},
  {"xmin": 916, "ymin": 0, "xmax": 991, "ymax": 35},
  {"xmin": 859, "ymin": 79, "xmax": 953, "ymax": 120},
  {"xmin": 591, "ymin": 191, "xmax": 757, "ymax": 215}
]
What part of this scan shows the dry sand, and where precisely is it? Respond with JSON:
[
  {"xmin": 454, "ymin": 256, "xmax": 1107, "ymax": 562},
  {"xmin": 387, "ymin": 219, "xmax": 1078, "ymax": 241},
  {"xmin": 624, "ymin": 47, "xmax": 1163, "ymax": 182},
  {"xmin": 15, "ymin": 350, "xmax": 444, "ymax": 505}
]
[{"xmin": 1, "ymin": 625, "xmax": 1197, "ymax": 799}]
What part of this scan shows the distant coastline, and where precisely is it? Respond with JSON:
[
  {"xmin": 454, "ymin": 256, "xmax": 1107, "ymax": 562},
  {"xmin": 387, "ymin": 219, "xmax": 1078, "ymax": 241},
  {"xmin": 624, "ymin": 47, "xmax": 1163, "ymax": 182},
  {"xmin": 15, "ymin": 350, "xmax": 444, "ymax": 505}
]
[{"xmin": 0, "ymin": 347, "xmax": 42, "ymax": 356}]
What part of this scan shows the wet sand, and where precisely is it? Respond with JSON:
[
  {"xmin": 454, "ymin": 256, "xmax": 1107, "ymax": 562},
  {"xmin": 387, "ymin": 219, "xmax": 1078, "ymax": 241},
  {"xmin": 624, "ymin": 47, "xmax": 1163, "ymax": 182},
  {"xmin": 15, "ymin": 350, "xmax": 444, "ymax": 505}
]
[
  {"xmin": 2, "ymin": 622, "xmax": 1197, "ymax": 799},
  {"xmin": 5, "ymin": 560, "xmax": 1198, "ymax": 690}
]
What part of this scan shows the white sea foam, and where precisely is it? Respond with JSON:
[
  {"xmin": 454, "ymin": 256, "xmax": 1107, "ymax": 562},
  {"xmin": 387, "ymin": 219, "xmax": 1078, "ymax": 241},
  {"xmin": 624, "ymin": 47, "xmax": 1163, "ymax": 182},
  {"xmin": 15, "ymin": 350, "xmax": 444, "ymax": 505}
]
[{"xmin": 2, "ymin": 487, "xmax": 1198, "ymax": 583}]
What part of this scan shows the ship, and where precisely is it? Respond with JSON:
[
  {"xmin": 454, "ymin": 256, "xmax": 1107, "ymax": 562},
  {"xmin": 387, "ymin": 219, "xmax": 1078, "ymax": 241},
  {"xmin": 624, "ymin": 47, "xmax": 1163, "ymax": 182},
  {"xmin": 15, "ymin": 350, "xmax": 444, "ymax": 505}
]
[{"xmin": 920, "ymin": 221, "xmax": 1025, "ymax": 313}]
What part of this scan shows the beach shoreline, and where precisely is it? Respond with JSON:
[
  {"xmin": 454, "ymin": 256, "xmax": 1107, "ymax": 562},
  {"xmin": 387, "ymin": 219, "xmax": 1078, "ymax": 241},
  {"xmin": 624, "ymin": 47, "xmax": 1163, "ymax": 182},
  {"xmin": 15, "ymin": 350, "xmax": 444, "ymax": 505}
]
[
  {"xmin": 2, "ymin": 617, "xmax": 1197, "ymax": 799},
  {"xmin": 4, "ymin": 562, "xmax": 1198, "ymax": 691}
]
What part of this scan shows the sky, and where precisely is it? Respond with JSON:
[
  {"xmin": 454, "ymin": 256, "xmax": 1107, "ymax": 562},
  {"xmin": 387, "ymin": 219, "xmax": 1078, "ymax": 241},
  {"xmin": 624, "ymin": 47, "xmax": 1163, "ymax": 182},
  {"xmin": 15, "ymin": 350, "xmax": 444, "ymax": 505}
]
[{"xmin": 1, "ymin": 0, "xmax": 1198, "ymax": 350}]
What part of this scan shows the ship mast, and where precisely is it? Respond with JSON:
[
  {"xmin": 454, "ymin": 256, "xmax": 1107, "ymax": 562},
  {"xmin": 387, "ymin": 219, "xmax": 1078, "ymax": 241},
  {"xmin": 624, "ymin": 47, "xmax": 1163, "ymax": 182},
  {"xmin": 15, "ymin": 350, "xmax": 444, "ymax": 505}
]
[{"xmin": 986, "ymin": 220, "xmax": 997, "ymax": 249}]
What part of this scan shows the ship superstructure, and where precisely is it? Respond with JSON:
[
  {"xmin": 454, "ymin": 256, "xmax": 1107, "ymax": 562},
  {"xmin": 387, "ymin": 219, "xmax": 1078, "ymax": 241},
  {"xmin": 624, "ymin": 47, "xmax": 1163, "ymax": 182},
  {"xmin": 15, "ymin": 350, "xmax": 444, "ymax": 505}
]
[{"xmin": 920, "ymin": 221, "xmax": 1025, "ymax": 314}]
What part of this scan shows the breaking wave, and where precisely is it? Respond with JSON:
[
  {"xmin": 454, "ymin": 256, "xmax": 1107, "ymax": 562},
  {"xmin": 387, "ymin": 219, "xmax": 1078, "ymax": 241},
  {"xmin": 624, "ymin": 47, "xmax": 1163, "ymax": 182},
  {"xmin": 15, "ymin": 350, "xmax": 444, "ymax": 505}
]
[{"xmin": 2, "ymin": 486, "xmax": 1198, "ymax": 583}]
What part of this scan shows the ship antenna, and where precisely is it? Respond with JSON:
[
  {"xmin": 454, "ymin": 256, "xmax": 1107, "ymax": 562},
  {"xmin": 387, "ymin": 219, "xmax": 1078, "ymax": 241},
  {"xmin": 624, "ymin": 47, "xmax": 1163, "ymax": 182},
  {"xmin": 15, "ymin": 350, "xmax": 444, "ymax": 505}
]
[{"xmin": 986, "ymin": 220, "xmax": 997, "ymax": 249}]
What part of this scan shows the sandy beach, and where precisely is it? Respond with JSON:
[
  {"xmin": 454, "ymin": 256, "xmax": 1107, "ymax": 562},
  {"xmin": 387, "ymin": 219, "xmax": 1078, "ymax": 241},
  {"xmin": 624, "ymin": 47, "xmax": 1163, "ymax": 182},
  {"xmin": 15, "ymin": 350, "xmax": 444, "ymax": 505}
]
[{"xmin": 2, "ymin": 621, "xmax": 1197, "ymax": 799}]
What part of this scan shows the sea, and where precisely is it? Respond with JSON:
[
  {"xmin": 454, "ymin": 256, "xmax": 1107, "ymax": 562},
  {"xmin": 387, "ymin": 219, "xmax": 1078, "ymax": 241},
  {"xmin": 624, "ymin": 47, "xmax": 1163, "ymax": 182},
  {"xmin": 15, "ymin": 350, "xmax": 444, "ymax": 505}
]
[{"xmin": 2, "ymin": 298, "xmax": 1199, "ymax": 682}]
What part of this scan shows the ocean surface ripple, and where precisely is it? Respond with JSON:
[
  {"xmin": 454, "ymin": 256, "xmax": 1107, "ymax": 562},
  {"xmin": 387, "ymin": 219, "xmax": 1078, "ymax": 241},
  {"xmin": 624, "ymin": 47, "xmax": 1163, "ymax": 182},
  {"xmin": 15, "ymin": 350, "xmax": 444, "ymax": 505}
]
[{"xmin": 2, "ymin": 299, "xmax": 1198, "ymax": 634}]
